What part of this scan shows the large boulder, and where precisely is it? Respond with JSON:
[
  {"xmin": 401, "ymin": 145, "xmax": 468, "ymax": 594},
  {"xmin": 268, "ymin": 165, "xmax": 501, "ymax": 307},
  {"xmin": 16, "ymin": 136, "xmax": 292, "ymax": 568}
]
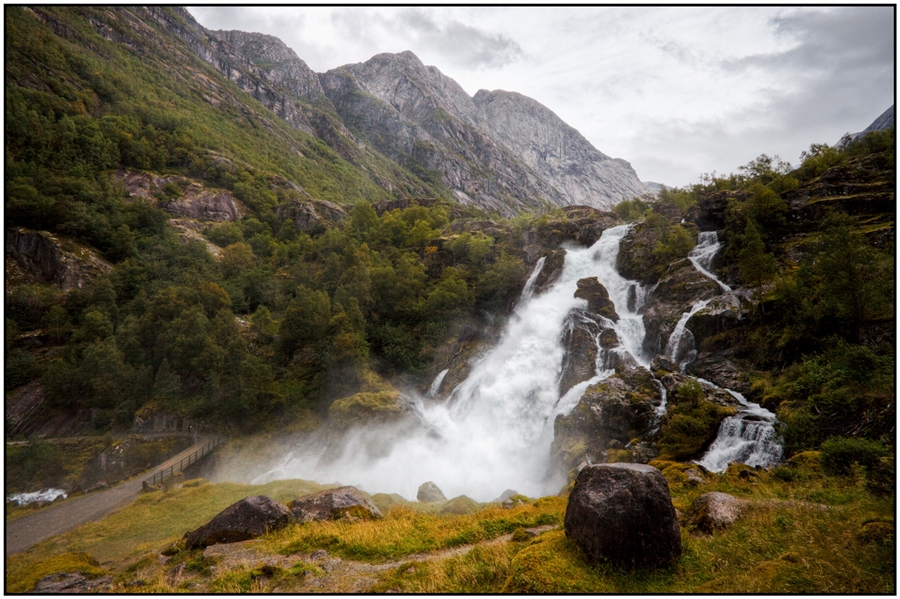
[
  {"xmin": 289, "ymin": 486, "xmax": 382, "ymax": 522},
  {"xmin": 564, "ymin": 463, "xmax": 682, "ymax": 568},
  {"xmin": 417, "ymin": 481, "xmax": 447, "ymax": 503},
  {"xmin": 683, "ymin": 492, "xmax": 747, "ymax": 535},
  {"xmin": 185, "ymin": 495, "xmax": 293, "ymax": 549}
]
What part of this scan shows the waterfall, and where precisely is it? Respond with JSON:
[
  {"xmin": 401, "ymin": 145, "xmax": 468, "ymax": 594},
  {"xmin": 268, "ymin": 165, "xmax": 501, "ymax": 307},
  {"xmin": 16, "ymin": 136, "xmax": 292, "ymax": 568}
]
[
  {"xmin": 427, "ymin": 369, "xmax": 449, "ymax": 398},
  {"xmin": 695, "ymin": 380, "xmax": 783, "ymax": 472},
  {"xmin": 664, "ymin": 299, "xmax": 710, "ymax": 367},
  {"xmin": 255, "ymin": 226, "xmax": 646, "ymax": 501},
  {"xmin": 689, "ymin": 231, "xmax": 732, "ymax": 292}
]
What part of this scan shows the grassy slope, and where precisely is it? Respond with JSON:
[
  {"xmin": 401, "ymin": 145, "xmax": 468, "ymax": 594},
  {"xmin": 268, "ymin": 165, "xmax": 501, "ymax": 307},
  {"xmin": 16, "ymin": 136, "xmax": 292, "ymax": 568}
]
[{"xmin": 6, "ymin": 458, "xmax": 893, "ymax": 593}]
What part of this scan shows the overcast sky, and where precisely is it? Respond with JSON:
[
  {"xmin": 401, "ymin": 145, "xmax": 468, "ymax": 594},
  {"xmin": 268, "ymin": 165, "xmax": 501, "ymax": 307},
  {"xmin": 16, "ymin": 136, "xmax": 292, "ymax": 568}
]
[{"xmin": 187, "ymin": 6, "xmax": 894, "ymax": 188}]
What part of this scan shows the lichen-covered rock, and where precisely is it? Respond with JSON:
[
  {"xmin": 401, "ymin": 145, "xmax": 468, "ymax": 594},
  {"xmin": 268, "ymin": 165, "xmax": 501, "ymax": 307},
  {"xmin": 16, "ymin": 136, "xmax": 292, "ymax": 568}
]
[
  {"xmin": 185, "ymin": 495, "xmax": 293, "ymax": 549},
  {"xmin": 564, "ymin": 463, "xmax": 681, "ymax": 568},
  {"xmin": 552, "ymin": 367, "xmax": 663, "ymax": 469},
  {"xmin": 6, "ymin": 228, "xmax": 112, "ymax": 291},
  {"xmin": 417, "ymin": 481, "xmax": 447, "ymax": 503},
  {"xmin": 289, "ymin": 486, "xmax": 382, "ymax": 522},
  {"xmin": 683, "ymin": 492, "xmax": 747, "ymax": 534}
]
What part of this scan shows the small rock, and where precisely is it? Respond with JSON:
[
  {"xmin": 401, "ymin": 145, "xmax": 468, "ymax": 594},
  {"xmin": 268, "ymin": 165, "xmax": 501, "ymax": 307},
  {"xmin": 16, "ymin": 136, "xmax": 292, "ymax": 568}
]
[
  {"xmin": 310, "ymin": 549, "xmax": 328, "ymax": 560},
  {"xmin": 684, "ymin": 468, "xmax": 705, "ymax": 487},
  {"xmin": 185, "ymin": 495, "xmax": 294, "ymax": 550},
  {"xmin": 683, "ymin": 492, "xmax": 747, "ymax": 534},
  {"xmin": 417, "ymin": 481, "xmax": 447, "ymax": 503},
  {"xmin": 564, "ymin": 463, "xmax": 681, "ymax": 569}
]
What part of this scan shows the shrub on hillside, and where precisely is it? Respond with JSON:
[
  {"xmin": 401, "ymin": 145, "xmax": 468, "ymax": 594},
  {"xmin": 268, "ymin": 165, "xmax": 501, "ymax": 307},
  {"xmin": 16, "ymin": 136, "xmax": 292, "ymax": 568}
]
[{"xmin": 820, "ymin": 436, "xmax": 889, "ymax": 476}]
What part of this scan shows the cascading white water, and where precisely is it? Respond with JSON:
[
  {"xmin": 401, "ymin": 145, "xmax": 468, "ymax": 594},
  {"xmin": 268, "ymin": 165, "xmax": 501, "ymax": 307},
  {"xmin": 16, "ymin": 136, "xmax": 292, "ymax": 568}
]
[
  {"xmin": 695, "ymin": 380, "xmax": 782, "ymax": 472},
  {"xmin": 662, "ymin": 230, "xmax": 783, "ymax": 471},
  {"xmin": 689, "ymin": 231, "xmax": 732, "ymax": 292},
  {"xmin": 255, "ymin": 226, "xmax": 646, "ymax": 502},
  {"xmin": 665, "ymin": 299, "xmax": 710, "ymax": 366},
  {"xmin": 427, "ymin": 369, "xmax": 449, "ymax": 398}
]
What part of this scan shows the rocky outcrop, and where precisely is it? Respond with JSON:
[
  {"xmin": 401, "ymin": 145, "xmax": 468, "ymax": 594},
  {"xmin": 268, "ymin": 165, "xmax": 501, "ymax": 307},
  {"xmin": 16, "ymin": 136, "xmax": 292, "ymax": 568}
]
[
  {"xmin": 417, "ymin": 481, "xmax": 447, "ymax": 503},
  {"xmin": 168, "ymin": 219, "xmax": 223, "ymax": 259},
  {"xmin": 574, "ymin": 278, "xmax": 618, "ymax": 322},
  {"xmin": 5, "ymin": 380, "xmax": 45, "ymax": 437},
  {"xmin": 641, "ymin": 260, "xmax": 723, "ymax": 359},
  {"xmin": 686, "ymin": 190, "xmax": 749, "ymax": 232},
  {"xmin": 185, "ymin": 495, "xmax": 294, "ymax": 549},
  {"xmin": 276, "ymin": 198, "xmax": 348, "ymax": 235},
  {"xmin": 289, "ymin": 486, "xmax": 382, "ymax": 522},
  {"xmin": 683, "ymin": 492, "xmax": 747, "ymax": 535},
  {"xmin": 564, "ymin": 463, "xmax": 681, "ymax": 568},
  {"xmin": 552, "ymin": 367, "xmax": 663, "ymax": 470},
  {"xmin": 686, "ymin": 353, "xmax": 751, "ymax": 395},
  {"xmin": 6, "ymin": 228, "xmax": 112, "ymax": 292},
  {"xmin": 115, "ymin": 171, "xmax": 247, "ymax": 222}
]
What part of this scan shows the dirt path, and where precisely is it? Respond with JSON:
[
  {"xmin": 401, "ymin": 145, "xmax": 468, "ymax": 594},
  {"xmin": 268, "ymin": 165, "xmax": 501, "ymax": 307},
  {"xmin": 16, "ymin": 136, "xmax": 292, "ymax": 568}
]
[{"xmin": 5, "ymin": 435, "xmax": 217, "ymax": 555}]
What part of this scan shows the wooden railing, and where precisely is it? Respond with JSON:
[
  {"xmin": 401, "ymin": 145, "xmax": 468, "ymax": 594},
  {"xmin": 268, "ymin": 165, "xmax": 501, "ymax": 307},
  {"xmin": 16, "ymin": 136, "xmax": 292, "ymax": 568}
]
[{"xmin": 144, "ymin": 436, "xmax": 226, "ymax": 488}]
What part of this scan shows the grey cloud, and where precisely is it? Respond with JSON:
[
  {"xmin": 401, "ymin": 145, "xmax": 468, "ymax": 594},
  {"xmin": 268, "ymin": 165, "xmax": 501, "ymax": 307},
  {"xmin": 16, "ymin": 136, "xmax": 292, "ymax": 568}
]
[
  {"xmin": 397, "ymin": 9, "xmax": 523, "ymax": 69},
  {"xmin": 724, "ymin": 7, "xmax": 893, "ymax": 73}
]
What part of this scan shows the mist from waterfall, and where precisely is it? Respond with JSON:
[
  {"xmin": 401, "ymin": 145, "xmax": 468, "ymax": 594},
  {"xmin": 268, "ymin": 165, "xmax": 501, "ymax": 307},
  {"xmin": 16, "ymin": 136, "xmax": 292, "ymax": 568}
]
[{"xmin": 250, "ymin": 226, "xmax": 645, "ymax": 502}]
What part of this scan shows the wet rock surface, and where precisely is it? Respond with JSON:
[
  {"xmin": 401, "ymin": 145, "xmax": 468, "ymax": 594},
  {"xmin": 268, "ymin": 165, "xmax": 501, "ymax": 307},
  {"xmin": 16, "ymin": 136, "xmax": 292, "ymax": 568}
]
[
  {"xmin": 553, "ymin": 367, "xmax": 663, "ymax": 470},
  {"xmin": 185, "ymin": 495, "xmax": 294, "ymax": 549},
  {"xmin": 290, "ymin": 486, "xmax": 382, "ymax": 522},
  {"xmin": 564, "ymin": 463, "xmax": 682, "ymax": 568}
]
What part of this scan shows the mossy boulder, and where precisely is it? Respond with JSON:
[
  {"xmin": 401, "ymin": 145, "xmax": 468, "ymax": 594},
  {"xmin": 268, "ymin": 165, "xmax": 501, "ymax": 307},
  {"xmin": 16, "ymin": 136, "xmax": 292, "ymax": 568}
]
[
  {"xmin": 440, "ymin": 495, "xmax": 481, "ymax": 515},
  {"xmin": 657, "ymin": 388, "xmax": 738, "ymax": 461}
]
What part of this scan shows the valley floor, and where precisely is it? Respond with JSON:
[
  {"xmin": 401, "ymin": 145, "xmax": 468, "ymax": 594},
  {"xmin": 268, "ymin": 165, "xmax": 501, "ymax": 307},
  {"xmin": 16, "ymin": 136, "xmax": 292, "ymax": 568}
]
[{"xmin": 5, "ymin": 456, "xmax": 894, "ymax": 594}]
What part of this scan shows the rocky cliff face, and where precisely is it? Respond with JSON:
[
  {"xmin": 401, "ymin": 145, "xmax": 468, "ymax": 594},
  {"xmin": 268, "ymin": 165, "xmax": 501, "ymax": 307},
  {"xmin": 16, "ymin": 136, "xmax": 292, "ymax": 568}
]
[
  {"xmin": 321, "ymin": 51, "xmax": 649, "ymax": 214},
  {"xmin": 473, "ymin": 89, "xmax": 648, "ymax": 209},
  {"xmin": 124, "ymin": 8, "xmax": 650, "ymax": 215}
]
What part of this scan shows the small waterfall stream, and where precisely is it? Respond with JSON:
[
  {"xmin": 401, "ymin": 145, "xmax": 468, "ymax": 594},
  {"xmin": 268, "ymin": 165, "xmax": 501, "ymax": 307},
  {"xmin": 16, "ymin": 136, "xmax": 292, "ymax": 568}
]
[{"xmin": 665, "ymin": 230, "xmax": 783, "ymax": 472}]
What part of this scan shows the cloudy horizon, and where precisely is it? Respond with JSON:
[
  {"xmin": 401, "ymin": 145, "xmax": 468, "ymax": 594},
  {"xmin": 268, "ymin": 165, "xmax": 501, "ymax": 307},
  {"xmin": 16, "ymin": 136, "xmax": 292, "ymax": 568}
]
[{"xmin": 187, "ymin": 6, "xmax": 894, "ymax": 189}]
